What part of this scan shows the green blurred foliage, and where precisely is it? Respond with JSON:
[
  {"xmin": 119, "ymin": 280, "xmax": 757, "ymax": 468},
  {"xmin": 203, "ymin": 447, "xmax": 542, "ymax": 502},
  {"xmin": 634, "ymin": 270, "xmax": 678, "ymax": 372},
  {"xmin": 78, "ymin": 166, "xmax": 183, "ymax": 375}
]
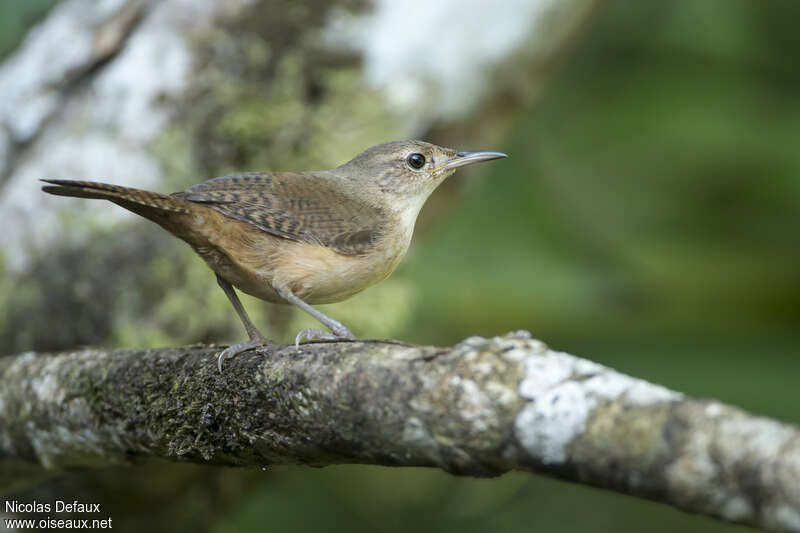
[
  {"xmin": 0, "ymin": 0, "xmax": 55, "ymax": 59},
  {"xmin": 4, "ymin": 0, "xmax": 800, "ymax": 532},
  {"xmin": 404, "ymin": 0, "xmax": 800, "ymax": 416},
  {"xmin": 408, "ymin": 1, "xmax": 800, "ymax": 348},
  {"xmin": 216, "ymin": 466, "xmax": 738, "ymax": 533}
]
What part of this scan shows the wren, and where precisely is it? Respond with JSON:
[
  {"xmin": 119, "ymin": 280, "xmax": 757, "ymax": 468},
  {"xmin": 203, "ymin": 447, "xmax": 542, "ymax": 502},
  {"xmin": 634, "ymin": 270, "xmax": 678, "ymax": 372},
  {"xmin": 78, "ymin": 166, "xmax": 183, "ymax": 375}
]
[{"xmin": 42, "ymin": 140, "xmax": 507, "ymax": 370}]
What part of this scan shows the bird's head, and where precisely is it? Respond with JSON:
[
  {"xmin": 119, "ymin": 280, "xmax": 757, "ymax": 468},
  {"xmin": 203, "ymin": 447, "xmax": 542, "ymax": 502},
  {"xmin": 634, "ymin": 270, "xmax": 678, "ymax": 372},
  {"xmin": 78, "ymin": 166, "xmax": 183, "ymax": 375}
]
[{"xmin": 337, "ymin": 139, "xmax": 507, "ymax": 209}]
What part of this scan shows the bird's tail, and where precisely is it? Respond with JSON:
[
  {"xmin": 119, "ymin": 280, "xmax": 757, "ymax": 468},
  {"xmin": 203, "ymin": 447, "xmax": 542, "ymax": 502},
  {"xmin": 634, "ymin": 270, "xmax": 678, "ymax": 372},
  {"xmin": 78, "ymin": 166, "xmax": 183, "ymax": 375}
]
[{"xmin": 41, "ymin": 179, "xmax": 189, "ymax": 213}]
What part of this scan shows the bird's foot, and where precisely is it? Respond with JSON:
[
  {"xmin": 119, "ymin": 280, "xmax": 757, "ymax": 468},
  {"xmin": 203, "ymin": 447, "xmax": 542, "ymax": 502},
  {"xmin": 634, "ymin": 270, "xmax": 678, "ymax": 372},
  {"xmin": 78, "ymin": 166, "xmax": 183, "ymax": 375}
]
[
  {"xmin": 217, "ymin": 339, "xmax": 274, "ymax": 372},
  {"xmin": 294, "ymin": 326, "xmax": 356, "ymax": 349}
]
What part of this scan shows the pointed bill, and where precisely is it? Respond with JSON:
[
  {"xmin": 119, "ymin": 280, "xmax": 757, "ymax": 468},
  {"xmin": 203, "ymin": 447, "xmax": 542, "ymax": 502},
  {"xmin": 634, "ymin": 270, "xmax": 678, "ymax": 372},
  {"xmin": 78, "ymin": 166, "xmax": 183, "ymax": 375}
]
[{"xmin": 436, "ymin": 151, "xmax": 508, "ymax": 171}]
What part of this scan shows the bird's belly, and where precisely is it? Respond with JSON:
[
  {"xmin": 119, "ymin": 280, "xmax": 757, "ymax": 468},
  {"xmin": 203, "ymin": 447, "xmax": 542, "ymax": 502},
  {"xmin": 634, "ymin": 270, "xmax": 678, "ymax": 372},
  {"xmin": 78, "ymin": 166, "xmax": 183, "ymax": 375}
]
[
  {"xmin": 272, "ymin": 240, "xmax": 407, "ymax": 304},
  {"xmin": 193, "ymin": 242, "xmax": 283, "ymax": 303},
  {"xmin": 195, "ymin": 231, "xmax": 408, "ymax": 305}
]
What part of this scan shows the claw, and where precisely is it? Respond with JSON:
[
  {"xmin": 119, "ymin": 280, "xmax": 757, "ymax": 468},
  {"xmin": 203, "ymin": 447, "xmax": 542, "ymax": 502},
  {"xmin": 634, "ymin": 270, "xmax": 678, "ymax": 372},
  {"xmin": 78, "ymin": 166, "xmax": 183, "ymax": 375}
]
[
  {"xmin": 294, "ymin": 327, "xmax": 356, "ymax": 349},
  {"xmin": 217, "ymin": 340, "xmax": 271, "ymax": 372},
  {"xmin": 294, "ymin": 329, "xmax": 337, "ymax": 349}
]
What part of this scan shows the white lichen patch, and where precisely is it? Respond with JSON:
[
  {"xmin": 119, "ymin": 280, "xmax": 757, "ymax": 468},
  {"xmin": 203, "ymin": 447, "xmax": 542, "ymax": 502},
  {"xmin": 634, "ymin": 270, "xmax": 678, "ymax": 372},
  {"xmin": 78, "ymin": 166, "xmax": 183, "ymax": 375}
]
[
  {"xmin": 666, "ymin": 426, "xmax": 719, "ymax": 498},
  {"xmin": 31, "ymin": 371, "xmax": 66, "ymax": 406},
  {"xmin": 3, "ymin": 353, "xmax": 39, "ymax": 417},
  {"xmin": 518, "ymin": 352, "xmax": 572, "ymax": 399},
  {"xmin": 770, "ymin": 505, "xmax": 800, "ymax": 532},
  {"xmin": 582, "ymin": 369, "xmax": 680, "ymax": 405},
  {"xmin": 29, "ymin": 351, "xmax": 109, "ymax": 407},
  {"xmin": 402, "ymin": 416, "xmax": 441, "ymax": 462},
  {"xmin": 6, "ymin": 351, "xmax": 36, "ymax": 367},
  {"xmin": 778, "ymin": 441, "xmax": 800, "ymax": 504},
  {"xmin": 516, "ymin": 382, "xmax": 593, "ymax": 464},
  {"xmin": 0, "ymin": 350, "xmax": 124, "ymax": 467},
  {"xmin": 664, "ymin": 405, "xmax": 800, "ymax": 524},
  {"xmin": 718, "ymin": 415, "xmax": 797, "ymax": 459},
  {"xmin": 438, "ymin": 333, "xmax": 533, "ymax": 441},
  {"xmin": 405, "ymin": 334, "xmax": 530, "ymax": 453},
  {"xmin": 501, "ymin": 335, "xmax": 547, "ymax": 364},
  {"xmin": 513, "ymin": 342, "xmax": 682, "ymax": 464},
  {"xmin": 402, "ymin": 416, "xmax": 430, "ymax": 443},
  {"xmin": 28, "ymin": 424, "xmax": 112, "ymax": 470},
  {"xmin": 457, "ymin": 379, "xmax": 492, "ymax": 433},
  {"xmin": 385, "ymin": 345, "xmax": 433, "ymax": 362},
  {"xmin": 485, "ymin": 381, "xmax": 517, "ymax": 407},
  {"xmin": 704, "ymin": 401, "xmax": 724, "ymax": 417},
  {"xmin": 722, "ymin": 497, "xmax": 753, "ymax": 522}
]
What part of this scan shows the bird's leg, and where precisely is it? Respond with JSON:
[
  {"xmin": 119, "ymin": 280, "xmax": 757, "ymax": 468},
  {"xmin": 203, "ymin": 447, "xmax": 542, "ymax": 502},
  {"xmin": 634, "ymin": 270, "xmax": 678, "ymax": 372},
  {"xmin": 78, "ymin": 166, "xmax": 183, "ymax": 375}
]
[
  {"xmin": 274, "ymin": 285, "xmax": 356, "ymax": 348},
  {"xmin": 216, "ymin": 274, "xmax": 274, "ymax": 371}
]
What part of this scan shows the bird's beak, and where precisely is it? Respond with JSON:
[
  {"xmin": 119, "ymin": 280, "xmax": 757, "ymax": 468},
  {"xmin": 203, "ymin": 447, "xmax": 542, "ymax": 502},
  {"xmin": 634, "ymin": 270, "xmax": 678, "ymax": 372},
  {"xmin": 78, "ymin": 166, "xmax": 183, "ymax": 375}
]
[{"xmin": 436, "ymin": 151, "xmax": 508, "ymax": 171}]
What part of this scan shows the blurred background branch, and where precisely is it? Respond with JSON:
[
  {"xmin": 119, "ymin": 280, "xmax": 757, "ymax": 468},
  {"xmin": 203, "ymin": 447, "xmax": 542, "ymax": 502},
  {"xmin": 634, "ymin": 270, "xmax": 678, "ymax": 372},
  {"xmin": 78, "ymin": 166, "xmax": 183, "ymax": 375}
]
[{"xmin": 3, "ymin": 334, "xmax": 799, "ymax": 532}]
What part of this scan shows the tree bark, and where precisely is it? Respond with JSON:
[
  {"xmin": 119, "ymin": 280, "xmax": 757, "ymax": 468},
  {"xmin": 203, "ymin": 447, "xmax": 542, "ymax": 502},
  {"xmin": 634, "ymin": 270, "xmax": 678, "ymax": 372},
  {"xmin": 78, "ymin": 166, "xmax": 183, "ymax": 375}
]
[{"xmin": 2, "ymin": 332, "xmax": 799, "ymax": 532}]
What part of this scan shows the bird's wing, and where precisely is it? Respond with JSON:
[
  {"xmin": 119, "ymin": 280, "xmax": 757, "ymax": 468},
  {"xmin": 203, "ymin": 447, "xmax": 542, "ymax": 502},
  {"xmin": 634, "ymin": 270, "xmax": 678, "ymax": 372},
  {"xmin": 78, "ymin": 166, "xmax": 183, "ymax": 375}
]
[{"xmin": 173, "ymin": 172, "xmax": 385, "ymax": 255}]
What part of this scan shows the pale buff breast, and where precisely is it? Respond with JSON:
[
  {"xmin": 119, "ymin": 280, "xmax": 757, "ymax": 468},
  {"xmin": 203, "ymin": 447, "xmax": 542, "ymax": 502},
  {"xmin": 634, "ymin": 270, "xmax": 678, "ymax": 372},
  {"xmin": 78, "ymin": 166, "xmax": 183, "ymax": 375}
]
[
  {"xmin": 192, "ymin": 223, "xmax": 410, "ymax": 305},
  {"xmin": 187, "ymin": 203, "xmax": 414, "ymax": 305},
  {"xmin": 269, "ymin": 236, "xmax": 409, "ymax": 304},
  {"xmin": 273, "ymin": 205, "xmax": 419, "ymax": 303}
]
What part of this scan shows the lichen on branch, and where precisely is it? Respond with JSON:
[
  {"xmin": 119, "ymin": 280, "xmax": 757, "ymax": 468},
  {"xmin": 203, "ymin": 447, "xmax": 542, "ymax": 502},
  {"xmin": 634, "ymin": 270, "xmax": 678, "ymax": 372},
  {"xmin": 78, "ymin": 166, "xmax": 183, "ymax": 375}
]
[{"xmin": 1, "ymin": 332, "xmax": 799, "ymax": 532}]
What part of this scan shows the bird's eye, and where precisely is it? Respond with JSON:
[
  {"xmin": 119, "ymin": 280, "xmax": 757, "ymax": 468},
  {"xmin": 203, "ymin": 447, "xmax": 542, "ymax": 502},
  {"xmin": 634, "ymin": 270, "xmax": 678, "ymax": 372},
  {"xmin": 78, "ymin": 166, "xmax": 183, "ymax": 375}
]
[{"xmin": 406, "ymin": 153, "xmax": 426, "ymax": 170}]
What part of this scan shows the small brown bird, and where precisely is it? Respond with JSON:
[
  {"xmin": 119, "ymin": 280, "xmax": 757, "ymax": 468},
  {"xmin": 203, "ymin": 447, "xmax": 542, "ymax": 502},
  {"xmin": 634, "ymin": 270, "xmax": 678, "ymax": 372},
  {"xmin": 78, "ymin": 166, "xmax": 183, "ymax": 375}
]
[{"xmin": 42, "ymin": 140, "xmax": 506, "ymax": 369}]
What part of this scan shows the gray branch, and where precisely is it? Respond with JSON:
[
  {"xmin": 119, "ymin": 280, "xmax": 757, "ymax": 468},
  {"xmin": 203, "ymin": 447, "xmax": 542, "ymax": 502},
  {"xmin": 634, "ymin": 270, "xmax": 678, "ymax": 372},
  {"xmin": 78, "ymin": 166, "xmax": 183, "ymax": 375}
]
[{"xmin": 1, "ymin": 332, "xmax": 798, "ymax": 532}]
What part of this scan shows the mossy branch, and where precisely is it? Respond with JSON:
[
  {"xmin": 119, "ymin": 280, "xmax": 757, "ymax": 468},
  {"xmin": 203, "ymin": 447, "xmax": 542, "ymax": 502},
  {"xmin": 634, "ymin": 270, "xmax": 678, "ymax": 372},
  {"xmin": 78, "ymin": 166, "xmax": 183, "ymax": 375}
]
[{"xmin": 1, "ymin": 332, "xmax": 798, "ymax": 531}]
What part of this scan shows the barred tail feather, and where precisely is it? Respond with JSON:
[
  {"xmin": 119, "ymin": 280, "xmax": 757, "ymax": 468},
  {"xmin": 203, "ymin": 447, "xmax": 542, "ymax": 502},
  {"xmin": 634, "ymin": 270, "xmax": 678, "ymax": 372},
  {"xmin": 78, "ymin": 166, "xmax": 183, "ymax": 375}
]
[{"xmin": 41, "ymin": 179, "xmax": 188, "ymax": 213}]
